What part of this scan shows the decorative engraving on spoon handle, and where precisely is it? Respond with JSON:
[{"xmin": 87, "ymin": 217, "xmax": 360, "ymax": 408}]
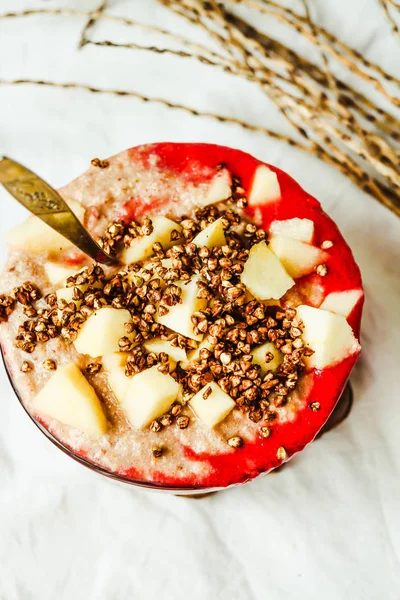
[{"xmin": 0, "ymin": 156, "xmax": 116, "ymax": 265}]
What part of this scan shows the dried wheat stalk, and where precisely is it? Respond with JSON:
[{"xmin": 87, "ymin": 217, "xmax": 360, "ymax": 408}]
[
  {"xmin": 0, "ymin": 76, "xmax": 307, "ymax": 148},
  {"xmin": 157, "ymin": 0, "xmax": 400, "ymax": 215},
  {"xmin": 78, "ymin": 0, "xmax": 108, "ymax": 49},
  {"xmin": 0, "ymin": 2, "xmax": 399, "ymax": 217},
  {"xmin": 379, "ymin": 0, "xmax": 400, "ymax": 39},
  {"xmin": 0, "ymin": 8, "xmax": 231, "ymax": 66},
  {"xmin": 236, "ymin": 1, "xmax": 400, "ymax": 86}
]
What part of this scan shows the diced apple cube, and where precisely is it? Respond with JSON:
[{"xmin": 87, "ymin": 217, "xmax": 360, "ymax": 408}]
[
  {"xmin": 296, "ymin": 304, "xmax": 360, "ymax": 369},
  {"xmin": 248, "ymin": 165, "xmax": 281, "ymax": 207},
  {"xmin": 319, "ymin": 290, "xmax": 363, "ymax": 317},
  {"xmin": 109, "ymin": 370, "xmax": 130, "ymax": 404},
  {"xmin": 156, "ymin": 275, "xmax": 207, "ymax": 341},
  {"xmin": 6, "ymin": 218, "xmax": 72, "ymax": 255},
  {"xmin": 45, "ymin": 262, "xmax": 82, "ymax": 286},
  {"xmin": 5, "ymin": 199, "xmax": 85, "ymax": 255},
  {"xmin": 32, "ymin": 362, "xmax": 108, "ymax": 439},
  {"xmin": 269, "ymin": 218, "xmax": 314, "ymax": 244},
  {"xmin": 74, "ymin": 307, "xmax": 132, "ymax": 358},
  {"xmin": 122, "ymin": 365, "xmax": 180, "ymax": 429},
  {"xmin": 241, "ymin": 241, "xmax": 294, "ymax": 300},
  {"xmin": 56, "ymin": 272, "xmax": 101, "ymax": 312},
  {"xmin": 102, "ymin": 352, "xmax": 129, "ymax": 372},
  {"xmin": 102, "ymin": 353, "xmax": 130, "ymax": 402},
  {"xmin": 120, "ymin": 216, "xmax": 182, "ymax": 264},
  {"xmin": 56, "ymin": 284, "xmax": 87, "ymax": 308},
  {"xmin": 251, "ymin": 342, "xmax": 283, "ymax": 375},
  {"xmin": 197, "ymin": 169, "xmax": 232, "ymax": 207},
  {"xmin": 108, "ymin": 368, "xmax": 130, "ymax": 403},
  {"xmin": 269, "ymin": 236, "xmax": 328, "ymax": 279},
  {"xmin": 189, "ymin": 382, "xmax": 235, "ymax": 429},
  {"xmin": 192, "ymin": 217, "xmax": 226, "ymax": 248}
]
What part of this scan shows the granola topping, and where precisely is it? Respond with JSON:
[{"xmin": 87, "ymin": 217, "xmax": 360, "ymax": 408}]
[
  {"xmin": 276, "ymin": 446, "xmax": 287, "ymax": 460},
  {"xmin": 42, "ymin": 359, "xmax": 57, "ymax": 371},
  {"xmin": 316, "ymin": 263, "xmax": 328, "ymax": 276},
  {"xmin": 5, "ymin": 199, "xmax": 312, "ymax": 437},
  {"xmin": 176, "ymin": 415, "xmax": 190, "ymax": 429},
  {"xmin": 15, "ymin": 196, "xmax": 312, "ymax": 439},
  {"xmin": 86, "ymin": 363, "xmax": 103, "ymax": 375},
  {"xmin": 20, "ymin": 361, "xmax": 33, "ymax": 373},
  {"xmin": 227, "ymin": 436, "xmax": 244, "ymax": 448},
  {"xmin": 259, "ymin": 426, "xmax": 271, "ymax": 439},
  {"xmin": 91, "ymin": 158, "xmax": 110, "ymax": 169},
  {"xmin": 152, "ymin": 445, "xmax": 164, "ymax": 458},
  {"xmin": 0, "ymin": 294, "xmax": 15, "ymax": 323},
  {"xmin": 149, "ymin": 419, "xmax": 162, "ymax": 433}
]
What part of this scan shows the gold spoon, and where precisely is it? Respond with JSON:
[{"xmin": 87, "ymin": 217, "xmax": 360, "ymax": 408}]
[{"xmin": 0, "ymin": 156, "xmax": 117, "ymax": 265}]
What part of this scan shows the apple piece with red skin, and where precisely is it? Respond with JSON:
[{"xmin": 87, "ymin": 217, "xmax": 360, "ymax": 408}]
[
  {"xmin": 247, "ymin": 165, "xmax": 281, "ymax": 206},
  {"xmin": 296, "ymin": 305, "xmax": 360, "ymax": 369},
  {"xmin": 198, "ymin": 169, "xmax": 232, "ymax": 207},
  {"xmin": 319, "ymin": 289, "xmax": 363, "ymax": 317},
  {"xmin": 268, "ymin": 235, "xmax": 328, "ymax": 279},
  {"xmin": 269, "ymin": 218, "xmax": 314, "ymax": 243}
]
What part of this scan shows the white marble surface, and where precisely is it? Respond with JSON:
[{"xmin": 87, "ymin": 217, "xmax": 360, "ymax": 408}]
[{"xmin": 1, "ymin": 1, "xmax": 400, "ymax": 598}]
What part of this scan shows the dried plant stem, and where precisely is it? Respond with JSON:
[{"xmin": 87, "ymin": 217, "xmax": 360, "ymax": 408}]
[
  {"xmin": 2, "ymin": 5, "xmax": 398, "ymax": 88},
  {"xmin": 171, "ymin": 3, "xmax": 400, "ymax": 177},
  {"xmin": 300, "ymin": 0, "xmax": 338, "ymax": 102},
  {"xmin": 89, "ymin": 39, "xmax": 235, "ymax": 71},
  {"xmin": 232, "ymin": 0, "xmax": 400, "ymax": 108},
  {"xmin": 243, "ymin": 0, "xmax": 400, "ymax": 85},
  {"xmin": 378, "ymin": 0, "xmax": 400, "ymax": 39},
  {"xmin": 87, "ymin": 21, "xmax": 400, "ymax": 150},
  {"xmin": 160, "ymin": 0, "xmax": 400, "ymax": 215},
  {"xmin": 0, "ymin": 77, "xmax": 303, "ymax": 146},
  {"xmin": 2, "ymin": 5, "xmax": 399, "ymax": 109},
  {"xmin": 0, "ymin": 2, "xmax": 399, "ymax": 217},
  {"xmin": 1, "ymin": 76, "xmax": 398, "ymax": 217},
  {"xmin": 78, "ymin": 0, "xmax": 108, "ymax": 49},
  {"xmin": 0, "ymin": 8, "xmax": 231, "ymax": 65}
]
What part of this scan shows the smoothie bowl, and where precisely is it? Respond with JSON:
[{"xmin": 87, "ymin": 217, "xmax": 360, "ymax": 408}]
[{"xmin": 0, "ymin": 143, "xmax": 363, "ymax": 494}]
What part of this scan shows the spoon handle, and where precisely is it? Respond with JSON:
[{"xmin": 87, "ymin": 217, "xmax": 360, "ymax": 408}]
[{"xmin": 0, "ymin": 156, "xmax": 117, "ymax": 265}]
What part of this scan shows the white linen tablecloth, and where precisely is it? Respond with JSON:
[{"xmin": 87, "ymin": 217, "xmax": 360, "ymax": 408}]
[{"xmin": 1, "ymin": 1, "xmax": 399, "ymax": 598}]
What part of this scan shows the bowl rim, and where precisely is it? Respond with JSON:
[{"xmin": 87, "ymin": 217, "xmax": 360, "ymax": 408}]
[
  {"xmin": 0, "ymin": 345, "xmax": 354, "ymax": 494},
  {"xmin": 1, "ymin": 346, "xmax": 222, "ymax": 494}
]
